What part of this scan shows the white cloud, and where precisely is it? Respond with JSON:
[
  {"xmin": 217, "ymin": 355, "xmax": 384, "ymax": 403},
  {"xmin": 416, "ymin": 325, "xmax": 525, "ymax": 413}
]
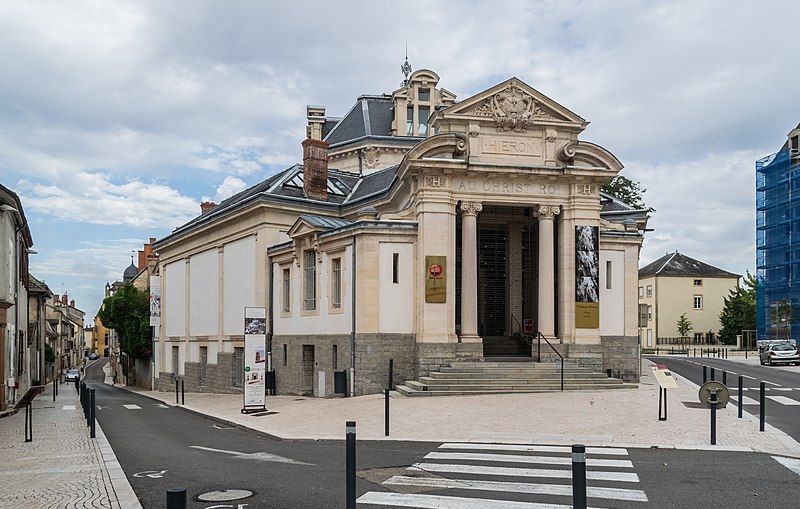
[{"xmin": 204, "ymin": 176, "xmax": 247, "ymax": 203}]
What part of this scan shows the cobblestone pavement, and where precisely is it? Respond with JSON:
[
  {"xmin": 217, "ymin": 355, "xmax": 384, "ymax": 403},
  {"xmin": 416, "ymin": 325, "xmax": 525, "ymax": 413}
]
[{"xmin": 0, "ymin": 381, "xmax": 137, "ymax": 509}]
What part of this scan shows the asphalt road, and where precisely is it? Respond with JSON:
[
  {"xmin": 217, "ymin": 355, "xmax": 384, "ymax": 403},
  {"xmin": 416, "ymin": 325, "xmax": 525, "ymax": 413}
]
[
  {"xmin": 648, "ymin": 354, "xmax": 800, "ymax": 442},
  {"xmin": 84, "ymin": 360, "xmax": 800, "ymax": 508}
]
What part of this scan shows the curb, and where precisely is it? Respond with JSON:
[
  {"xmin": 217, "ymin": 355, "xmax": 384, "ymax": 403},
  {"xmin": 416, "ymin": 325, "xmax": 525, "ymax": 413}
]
[{"xmin": 94, "ymin": 420, "xmax": 143, "ymax": 509}]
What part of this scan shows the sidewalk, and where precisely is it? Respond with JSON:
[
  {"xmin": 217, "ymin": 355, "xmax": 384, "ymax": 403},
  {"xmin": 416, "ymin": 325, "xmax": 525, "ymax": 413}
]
[
  {"xmin": 0, "ymin": 381, "xmax": 141, "ymax": 509},
  {"xmin": 120, "ymin": 359, "xmax": 800, "ymax": 457}
]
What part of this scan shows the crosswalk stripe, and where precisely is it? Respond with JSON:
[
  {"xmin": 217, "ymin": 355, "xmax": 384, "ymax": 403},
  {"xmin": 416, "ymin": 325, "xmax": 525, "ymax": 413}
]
[
  {"xmin": 730, "ymin": 395, "xmax": 759, "ymax": 405},
  {"xmin": 772, "ymin": 456, "xmax": 800, "ymax": 476},
  {"xmin": 766, "ymin": 396, "xmax": 800, "ymax": 406},
  {"xmin": 763, "ymin": 381, "xmax": 780, "ymax": 386},
  {"xmin": 62, "ymin": 405, "xmax": 75, "ymax": 410},
  {"xmin": 411, "ymin": 463, "xmax": 640, "ymax": 483},
  {"xmin": 424, "ymin": 452, "xmax": 632, "ymax": 468},
  {"xmin": 356, "ymin": 492, "xmax": 601, "ymax": 509},
  {"xmin": 438, "ymin": 443, "xmax": 629, "ymax": 456},
  {"xmin": 741, "ymin": 375, "xmax": 756, "ymax": 380},
  {"xmin": 383, "ymin": 475, "xmax": 648, "ymax": 502},
  {"xmin": 123, "ymin": 404, "xmax": 142, "ymax": 410},
  {"xmin": 771, "ymin": 387, "xmax": 792, "ymax": 391}
]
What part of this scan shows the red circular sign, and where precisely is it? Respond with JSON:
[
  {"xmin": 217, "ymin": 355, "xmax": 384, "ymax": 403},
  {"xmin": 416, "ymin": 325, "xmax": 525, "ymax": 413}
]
[{"xmin": 428, "ymin": 264, "xmax": 443, "ymax": 278}]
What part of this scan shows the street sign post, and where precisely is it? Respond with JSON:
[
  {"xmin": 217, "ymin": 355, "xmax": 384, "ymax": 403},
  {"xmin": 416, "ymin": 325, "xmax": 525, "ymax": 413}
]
[
  {"xmin": 651, "ymin": 365, "xmax": 677, "ymax": 421},
  {"xmin": 241, "ymin": 307, "xmax": 267, "ymax": 414}
]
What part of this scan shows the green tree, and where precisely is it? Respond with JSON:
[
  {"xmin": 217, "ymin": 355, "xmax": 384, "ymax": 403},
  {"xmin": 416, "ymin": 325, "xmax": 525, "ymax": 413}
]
[
  {"xmin": 45, "ymin": 343, "xmax": 55, "ymax": 363},
  {"xmin": 601, "ymin": 176, "xmax": 653, "ymax": 211},
  {"xmin": 97, "ymin": 284, "xmax": 151, "ymax": 359},
  {"xmin": 676, "ymin": 313, "xmax": 692, "ymax": 339},
  {"xmin": 718, "ymin": 271, "xmax": 756, "ymax": 345}
]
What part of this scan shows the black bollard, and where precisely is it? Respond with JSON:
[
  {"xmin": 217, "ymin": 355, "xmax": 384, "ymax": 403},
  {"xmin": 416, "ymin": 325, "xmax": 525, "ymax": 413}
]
[
  {"xmin": 572, "ymin": 444, "xmax": 587, "ymax": 509},
  {"xmin": 175, "ymin": 379, "xmax": 179, "ymax": 405},
  {"xmin": 738, "ymin": 376, "xmax": 743, "ymax": 419},
  {"xmin": 710, "ymin": 367, "xmax": 715, "ymax": 381},
  {"xmin": 388, "ymin": 358, "xmax": 394, "ymax": 391},
  {"xmin": 710, "ymin": 390, "xmax": 717, "ymax": 445},
  {"xmin": 384, "ymin": 389, "xmax": 390, "ymax": 437},
  {"xmin": 53, "ymin": 377, "xmax": 56, "ymax": 402},
  {"xmin": 90, "ymin": 389, "xmax": 96, "ymax": 439},
  {"xmin": 760, "ymin": 382, "xmax": 766, "ymax": 432},
  {"xmin": 181, "ymin": 380, "xmax": 185, "ymax": 405},
  {"xmin": 346, "ymin": 421, "xmax": 356, "ymax": 509},
  {"xmin": 166, "ymin": 488, "xmax": 187, "ymax": 509},
  {"xmin": 745, "ymin": 347, "xmax": 748, "ymax": 360},
  {"xmin": 722, "ymin": 371, "xmax": 727, "ymax": 386},
  {"xmin": 703, "ymin": 365, "xmax": 707, "ymax": 384}
]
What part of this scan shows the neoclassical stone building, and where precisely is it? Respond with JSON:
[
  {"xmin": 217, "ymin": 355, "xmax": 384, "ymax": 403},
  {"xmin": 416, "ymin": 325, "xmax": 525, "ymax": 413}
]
[{"xmin": 152, "ymin": 68, "xmax": 648, "ymax": 396}]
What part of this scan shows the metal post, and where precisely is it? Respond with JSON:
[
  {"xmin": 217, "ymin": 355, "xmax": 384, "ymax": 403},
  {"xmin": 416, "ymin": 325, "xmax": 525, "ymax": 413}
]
[
  {"xmin": 560, "ymin": 357, "xmax": 564, "ymax": 391},
  {"xmin": 571, "ymin": 444, "xmax": 587, "ymax": 509},
  {"xmin": 710, "ymin": 390, "xmax": 717, "ymax": 445},
  {"xmin": 166, "ymin": 488, "xmax": 187, "ymax": 509},
  {"xmin": 710, "ymin": 367, "xmax": 715, "ymax": 381},
  {"xmin": 90, "ymin": 389, "xmax": 96, "ymax": 439},
  {"xmin": 759, "ymin": 382, "xmax": 765, "ymax": 432},
  {"xmin": 175, "ymin": 379, "xmax": 179, "ymax": 405},
  {"xmin": 384, "ymin": 389, "xmax": 390, "ymax": 437},
  {"xmin": 181, "ymin": 380, "xmax": 185, "ymax": 405},
  {"xmin": 722, "ymin": 371, "xmax": 727, "ymax": 386},
  {"xmin": 346, "ymin": 421, "xmax": 356, "ymax": 509},
  {"xmin": 702, "ymin": 366, "xmax": 707, "ymax": 384},
  {"xmin": 738, "ymin": 376, "xmax": 743, "ymax": 419},
  {"xmin": 388, "ymin": 358, "xmax": 394, "ymax": 391},
  {"xmin": 53, "ymin": 376, "xmax": 56, "ymax": 402},
  {"xmin": 745, "ymin": 347, "xmax": 747, "ymax": 360},
  {"xmin": 24, "ymin": 403, "xmax": 32, "ymax": 443}
]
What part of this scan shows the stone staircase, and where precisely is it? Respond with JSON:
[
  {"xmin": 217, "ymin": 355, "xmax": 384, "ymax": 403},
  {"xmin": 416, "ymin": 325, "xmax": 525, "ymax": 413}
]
[{"xmin": 396, "ymin": 361, "xmax": 635, "ymax": 396}]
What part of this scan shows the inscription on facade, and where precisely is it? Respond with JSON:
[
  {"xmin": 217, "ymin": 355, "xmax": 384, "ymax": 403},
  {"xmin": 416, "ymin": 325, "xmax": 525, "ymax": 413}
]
[
  {"xmin": 454, "ymin": 177, "xmax": 562, "ymax": 196},
  {"xmin": 576, "ymin": 184, "xmax": 598, "ymax": 196},
  {"xmin": 423, "ymin": 176, "xmax": 447, "ymax": 188},
  {"xmin": 482, "ymin": 136, "xmax": 541, "ymax": 157}
]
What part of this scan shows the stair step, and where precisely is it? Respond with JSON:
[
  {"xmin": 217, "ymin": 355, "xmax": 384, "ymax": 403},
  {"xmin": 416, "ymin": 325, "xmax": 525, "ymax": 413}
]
[{"xmin": 396, "ymin": 384, "xmax": 637, "ymax": 397}]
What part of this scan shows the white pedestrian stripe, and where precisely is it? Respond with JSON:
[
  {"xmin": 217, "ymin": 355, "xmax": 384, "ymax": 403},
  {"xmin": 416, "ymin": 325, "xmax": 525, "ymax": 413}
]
[
  {"xmin": 410, "ymin": 462, "xmax": 640, "ymax": 482},
  {"xmin": 123, "ymin": 404, "xmax": 142, "ymax": 410},
  {"xmin": 773, "ymin": 456, "xmax": 800, "ymax": 477},
  {"xmin": 424, "ymin": 451, "xmax": 633, "ymax": 468},
  {"xmin": 383, "ymin": 475, "xmax": 648, "ymax": 502},
  {"xmin": 766, "ymin": 396, "xmax": 800, "ymax": 406},
  {"xmin": 62, "ymin": 405, "xmax": 75, "ymax": 410},
  {"xmin": 357, "ymin": 492, "xmax": 598, "ymax": 509},
  {"xmin": 763, "ymin": 381, "xmax": 780, "ymax": 386},
  {"xmin": 730, "ymin": 395, "xmax": 759, "ymax": 405},
  {"xmin": 438, "ymin": 443, "xmax": 629, "ymax": 456},
  {"xmin": 771, "ymin": 387, "xmax": 792, "ymax": 391},
  {"xmin": 741, "ymin": 375, "xmax": 756, "ymax": 380}
]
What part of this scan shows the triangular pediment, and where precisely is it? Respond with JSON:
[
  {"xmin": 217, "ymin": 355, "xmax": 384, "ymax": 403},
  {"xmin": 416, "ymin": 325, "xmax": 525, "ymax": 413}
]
[
  {"xmin": 287, "ymin": 218, "xmax": 320, "ymax": 238},
  {"xmin": 440, "ymin": 78, "xmax": 586, "ymax": 131}
]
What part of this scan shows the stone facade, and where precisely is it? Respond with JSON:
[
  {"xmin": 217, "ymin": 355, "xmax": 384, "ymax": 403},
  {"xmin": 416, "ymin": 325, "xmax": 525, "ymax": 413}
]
[
  {"xmin": 156, "ymin": 352, "xmax": 242, "ymax": 394},
  {"xmin": 569, "ymin": 336, "xmax": 640, "ymax": 382},
  {"xmin": 354, "ymin": 333, "xmax": 416, "ymax": 395},
  {"xmin": 416, "ymin": 343, "xmax": 483, "ymax": 378}
]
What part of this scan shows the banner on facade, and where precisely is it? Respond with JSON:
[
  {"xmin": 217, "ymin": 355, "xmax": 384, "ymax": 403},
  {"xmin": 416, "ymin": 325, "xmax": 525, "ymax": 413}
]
[
  {"xmin": 575, "ymin": 225, "xmax": 599, "ymax": 329},
  {"xmin": 149, "ymin": 276, "xmax": 161, "ymax": 328},
  {"xmin": 425, "ymin": 256, "xmax": 447, "ymax": 303},
  {"xmin": 242, "ymin": 307, "xmax": 267, "ymax": 412}
]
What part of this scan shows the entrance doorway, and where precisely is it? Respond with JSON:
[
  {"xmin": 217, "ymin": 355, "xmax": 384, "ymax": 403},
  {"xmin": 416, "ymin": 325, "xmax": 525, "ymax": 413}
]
[{"xmin": 302, "ymin": 345, "xmax": 315, "ymax": 396}]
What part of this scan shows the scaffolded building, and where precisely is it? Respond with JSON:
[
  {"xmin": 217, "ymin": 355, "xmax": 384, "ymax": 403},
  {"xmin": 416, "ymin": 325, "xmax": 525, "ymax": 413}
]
[{"xmin": 756, "ymin": 125, "xmax": 800, "ymax": 340}]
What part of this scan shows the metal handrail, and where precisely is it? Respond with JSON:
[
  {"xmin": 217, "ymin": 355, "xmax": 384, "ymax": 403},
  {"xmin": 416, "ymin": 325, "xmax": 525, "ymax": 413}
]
[{"xmin": 536, "ymin": 331, "xmax": 564, "ymax": 391}]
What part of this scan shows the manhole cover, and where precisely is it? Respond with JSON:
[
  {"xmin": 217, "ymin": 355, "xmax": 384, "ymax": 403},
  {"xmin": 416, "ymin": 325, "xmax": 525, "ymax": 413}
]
[{"xmin": 197, "ymin": 489, "xmax": 254, "ymax": 502}]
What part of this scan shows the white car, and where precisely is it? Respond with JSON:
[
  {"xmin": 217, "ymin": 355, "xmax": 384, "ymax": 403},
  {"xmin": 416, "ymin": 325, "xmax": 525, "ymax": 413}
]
[
  {"xmin": 760, "ymin": 342, "xmax": 800, "ymax": 366},
  {"xmin": 64, "ymin": 369, "xmax": 81, "ymax": 381}
]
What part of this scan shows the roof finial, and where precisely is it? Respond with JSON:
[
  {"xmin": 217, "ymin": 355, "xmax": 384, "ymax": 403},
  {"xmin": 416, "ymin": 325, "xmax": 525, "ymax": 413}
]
[{"xmin": 401, "ymin": 45, "xmax": 412, "ymax": 87}]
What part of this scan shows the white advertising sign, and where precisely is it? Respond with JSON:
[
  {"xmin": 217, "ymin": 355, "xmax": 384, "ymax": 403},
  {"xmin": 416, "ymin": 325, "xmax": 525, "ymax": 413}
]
[
  {"xmin": 243, "ymin": 307, "xmax": 267, "ymax": 409},
  {"xmin": 149, "ymin": 276, "xmax": 161, "ymax": 328}
]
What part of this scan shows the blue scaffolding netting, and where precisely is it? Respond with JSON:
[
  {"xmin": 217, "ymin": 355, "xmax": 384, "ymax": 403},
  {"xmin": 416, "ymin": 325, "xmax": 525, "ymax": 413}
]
[{"xmin": 756, "ymin": 147, "xmax": 800, "ymax": 340}]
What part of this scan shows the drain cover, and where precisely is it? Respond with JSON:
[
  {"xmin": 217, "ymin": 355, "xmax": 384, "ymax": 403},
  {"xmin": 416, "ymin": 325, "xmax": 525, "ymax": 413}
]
[{"xmin": 197, "ymin": 489, "xmax": 254, "ymax": 502}]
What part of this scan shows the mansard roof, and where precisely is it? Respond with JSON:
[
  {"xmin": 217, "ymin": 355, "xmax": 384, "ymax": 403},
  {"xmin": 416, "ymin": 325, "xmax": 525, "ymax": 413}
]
[
  {"xmin": 639, "ymin": 251, "xmax": 740, "ymax": 279},
  {"xmin": 324, "ymin": 95, "xmax": 419, "ymax": 148}
]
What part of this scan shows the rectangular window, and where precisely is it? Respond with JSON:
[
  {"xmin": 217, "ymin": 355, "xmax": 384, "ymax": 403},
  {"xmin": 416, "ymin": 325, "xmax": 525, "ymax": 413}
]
[
  {"xmin": 283, "ymin": 344, "xmax": 287, "ymax": 366},
  {"xmin": 332, "ymin": 344, "xmax": 338, "ymax": 370},
  {"xmin": 392, "ymin": 253, "xmax": 399, "ymax": 284},
  {"xmin": 693, "ymin": 279, "xmax": 703, "ymax": 286},
  {"xmin": 304, "ymin": 250, "xmax": 316, "ymax": 311},
  {"xmin": 199, "ymin": 346, "xmax": 207, "ymax": 386},
  {"xmin": 282, "ymin": 268, "xmax": 291, "ymax": 312},
  {"xmin": 647, "ymin": 329, "xmax": 653, "ymax": 347},
  {"xmin": 418, "ymin": 106, "xmax": 430, "ymax": 136},
  {"xmin": 647, "ymin": 305, "xmax": 653, "ymax": 320},
  {"xmin": 418, "ymin": 88, "xmax": 430, "ymax": 101},
  {"xmin": 172, "ymin": 346, "xmax": 179, "ymax": 375},
  {"xmin": 646, "ymin": 285, "xmax": 653, "ymax": 298},
  {"xmin": 331, "ymin": 257, "xmax": 342, "ymax": 309},
  {"xmin": 406, "ymin": 106, "xmax": 414, "ymax": 135},
  {"xmin": 605, "ymin": 260, "xmax": 612, "ymax": 290},
  {"xmin": 694, "ymin": 295, "xmax": 703, "ymax": 310},
  {"xmin": 638, "ymin": 286, "xmax": 644, "ymax": 299},
  {"xmin": 638, "ymin": 303, "xmax": 648, "ymax": 327}
]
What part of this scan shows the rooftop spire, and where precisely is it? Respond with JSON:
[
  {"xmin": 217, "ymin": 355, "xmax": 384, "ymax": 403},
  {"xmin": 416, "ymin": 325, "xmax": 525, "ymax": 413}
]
[{"xmin": 401, "ymin": 45, "xmax": 412, "ymax": 87}]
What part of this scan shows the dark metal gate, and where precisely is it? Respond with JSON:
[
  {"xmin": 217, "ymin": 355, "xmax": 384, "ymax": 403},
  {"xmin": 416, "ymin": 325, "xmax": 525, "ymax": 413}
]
[{"xmin": 477, "ymin": 223, "xmax": 508, "ymax": 337}]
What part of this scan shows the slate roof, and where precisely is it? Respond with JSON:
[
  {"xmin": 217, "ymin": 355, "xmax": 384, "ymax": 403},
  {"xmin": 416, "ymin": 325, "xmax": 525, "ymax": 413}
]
[
  {"xmin": 297, "ymin": 214, "xmax": 353, "ymax": 230},
  {"xmin": 325, "ymin": 96, "xmax": 393, "ymax": 145},
  {"xmin": 28, "ymin": 275, "xmax": 53, "ymax": 295},
  {"xmin": 344, "ymin": 165, "xmax": 399, "ymax": 204},
  {"xmin": 639, "ymin": 251, "xmax": 740, "ymax": 279}
]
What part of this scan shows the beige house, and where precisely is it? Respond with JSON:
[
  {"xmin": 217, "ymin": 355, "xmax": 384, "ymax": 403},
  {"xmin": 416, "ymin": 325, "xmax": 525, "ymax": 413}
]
[
  {"xmin": 153, "ymin": 68, "xmax": 649, "ymax": 397},
  {"xmin": 638, "ymin": 251, "xmax": 739, "ymax": 346}
]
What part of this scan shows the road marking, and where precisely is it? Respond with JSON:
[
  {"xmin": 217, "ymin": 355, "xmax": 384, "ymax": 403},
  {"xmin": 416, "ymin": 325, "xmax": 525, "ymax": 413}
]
[
  {"xmin": 424, "ymin": 452, "xmax": 633, "ymax": 468},
  {"xmin": 730, "ymin": 395, "xmax": 760, "ymax": 405},
  {"xmin": 772, "ymin": 387, "xmax": 792, "ymax": 391},
  {"xmin": 766, "ymin": 396, "xmax": 800, "ymax": 406},
  {"xmin": 773, "ymin": 456, "xmax": 800, "ymax": 476},
  {"xmin": 155, "ymin": 404, "xmax": 169, "ymax": 408},
  {"xmin": 133, "ymin": 470, "xmax": 167, "ymax": 478},
  {"xmin": 411, "ymin": 463, "xmax": 640, "ymax": 482},
  {"xmin": 62, "ymin": 405, "xmax": 75, "ymax": 410},
  {"xmin": 438, "ymin": 443, "xmax": 629, "ymax": 456},
  {"xmin": 741, "ymin": 375, "xmax": 756, "ymax": 380},
  {"xmin": 383, "ymin": 475, "xmax": 648, "ymax": 502},
  {"xmin": 123, "ymin": 404, "xmax": 142, "ymax": 410},
  {"xmin": 356, "ymin": 492, "xmax": 595, "ymax": 509},
  {"xmin": 190, "ymin": 445, "xmax": 313, "ymax": 465},
  {"xmin": 763, "ymin": 381, "xmax": 780, "ymax": 386}
]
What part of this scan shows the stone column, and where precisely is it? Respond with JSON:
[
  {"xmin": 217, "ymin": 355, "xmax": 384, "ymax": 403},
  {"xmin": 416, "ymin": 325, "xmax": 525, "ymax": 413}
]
[
  {"xmin": 459, "ymin": 201, "xmax": 482, "ymax": 343},
  {"xmin": 536, "ymin": 205, "xmax": 560, "ymax": 337}
]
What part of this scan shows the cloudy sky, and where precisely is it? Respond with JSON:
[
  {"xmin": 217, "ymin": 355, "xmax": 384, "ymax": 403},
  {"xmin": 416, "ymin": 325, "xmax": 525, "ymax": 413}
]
[{"xmin": 2, "ymin": 1, "xmax": 798, "ymax": 321}]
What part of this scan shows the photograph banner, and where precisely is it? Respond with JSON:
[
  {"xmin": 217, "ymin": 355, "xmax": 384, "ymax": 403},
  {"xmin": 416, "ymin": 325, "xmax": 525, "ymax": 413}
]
[
  {"xmin": 575, "ymin": 225, "xmax": 599, "ymax": 329},
  {"xmin": 243, "ymin": 306, "xmax": 267, "ymax": 409},
  {"xmin": 149, "ymin": 275, "xmax": 161, "ymax": 328}
]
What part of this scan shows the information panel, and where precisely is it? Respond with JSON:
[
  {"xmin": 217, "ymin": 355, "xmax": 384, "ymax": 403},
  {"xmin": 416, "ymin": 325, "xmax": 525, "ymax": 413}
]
[{"xmin": 243, "ymin": 307, "xmax": 267, "ymax": 410}]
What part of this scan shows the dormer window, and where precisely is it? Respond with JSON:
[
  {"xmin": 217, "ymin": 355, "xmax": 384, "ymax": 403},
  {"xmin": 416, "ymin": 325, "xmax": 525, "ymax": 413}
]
[
  {"xmin": 418, "ymin": 88, "xmax": 430, "ymax": 101},
  {"xmin": 406, "ymin": 106, "xmax": 414, "ymax": 135},
  {"xmin": 418, "ymin": 107, "xmax": 430, "ymax": 136}
]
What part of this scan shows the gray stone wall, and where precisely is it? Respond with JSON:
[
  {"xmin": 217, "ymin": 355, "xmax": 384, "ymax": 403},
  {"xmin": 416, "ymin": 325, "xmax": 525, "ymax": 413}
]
[
  {"xmin": 354, "ymin": 333, "xmax": 416, "ymax": 396},
  {"xmin": 568, "ymin": 336, "xmax": 639, "ymax": 382},
  {"xmin": 417, "ymin": 343, "xmax": 483, "ymax": 378},
  {"xmin": 156, "ymin": 352, "xmax": 242, "ymax": 394},
  {"xmin": 272, "ymin": 334, "xmax": 352, "ymax": 397}
]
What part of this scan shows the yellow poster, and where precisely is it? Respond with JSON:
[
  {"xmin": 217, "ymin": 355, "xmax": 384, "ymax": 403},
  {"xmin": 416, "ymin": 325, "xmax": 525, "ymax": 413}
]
[{"xmin": 425, "ymin": 255, "xmax": 446, "ymax": 303}]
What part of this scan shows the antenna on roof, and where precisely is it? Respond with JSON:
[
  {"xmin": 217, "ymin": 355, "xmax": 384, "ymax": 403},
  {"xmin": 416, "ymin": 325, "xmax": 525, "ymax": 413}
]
[{"xmin": 401, "ymin": 44, "xmax": 412, "ymax": 87}]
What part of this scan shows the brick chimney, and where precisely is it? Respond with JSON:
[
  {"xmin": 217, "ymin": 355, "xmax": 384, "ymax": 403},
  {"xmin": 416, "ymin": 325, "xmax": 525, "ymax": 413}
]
[
  {"xmin": 200, "ymin": 201, "xmax": 216, "ymax": 214},
  {"xmin": 70, "ymin": 299, "xmax": 75, "ymax": 308},
  {"xmin": 61, "ymin": 294, "xmax": 68, "ymax": 305},
  {"xmin": 302, "ymin": 138, "xmax": 329, "ymax": 201},
  {"xmin": 137, "ymin": 249, "xmax": 146, "ymax": 271}
]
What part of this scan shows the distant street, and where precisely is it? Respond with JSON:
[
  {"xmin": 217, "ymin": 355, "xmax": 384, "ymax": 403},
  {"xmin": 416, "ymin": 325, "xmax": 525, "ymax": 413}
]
[
  {"xmin": 648, "ymin": 355, "xmax": 800, "ymax": 442},
  {"xmin": 85, "ymin": 361, "xmax": 800, "ymax": 509}
]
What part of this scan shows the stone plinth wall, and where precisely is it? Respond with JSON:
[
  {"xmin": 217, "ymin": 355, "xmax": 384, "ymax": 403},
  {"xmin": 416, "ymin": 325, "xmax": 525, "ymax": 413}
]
[
  {"xmin": 156, "ymin": 352, "xmax": 241, "ymax": 394},
  {"xmin": 272, "ymin": 334, "xmax": 352, "ymax": 397},
  {"xmin": 354, "ymin": 333, "xmax": 416, "ymax": 396},
  {"xmin": 568, "ymin": 336, "xmax": 639, "ymax": 382},
  {"xmin": 417, "ymin": 343, "xmax": 483, "ymax": 378}
]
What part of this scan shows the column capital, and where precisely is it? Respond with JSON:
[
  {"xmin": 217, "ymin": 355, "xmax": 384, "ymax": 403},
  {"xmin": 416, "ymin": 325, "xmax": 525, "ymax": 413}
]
[
  {"xmin": 535, "ymin": 204, "xmax": 560, "ymax": 220},
  {"xmin": 460, "ymin": 201, "xmax": 483, "ymax": 217}
]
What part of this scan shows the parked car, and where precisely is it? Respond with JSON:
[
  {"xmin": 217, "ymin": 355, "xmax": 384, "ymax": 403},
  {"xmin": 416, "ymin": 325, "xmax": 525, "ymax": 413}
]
[
  {"xmin": 759, "ymin": 341, "xmax": 800, "ymax": 366},
  {"xmin": 64, "ymin": 369, "xmax": 81, "ymax": 381},
  {"xmin": 88, "ymin": 352, "xmax": 99, "ymax": 360}
]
